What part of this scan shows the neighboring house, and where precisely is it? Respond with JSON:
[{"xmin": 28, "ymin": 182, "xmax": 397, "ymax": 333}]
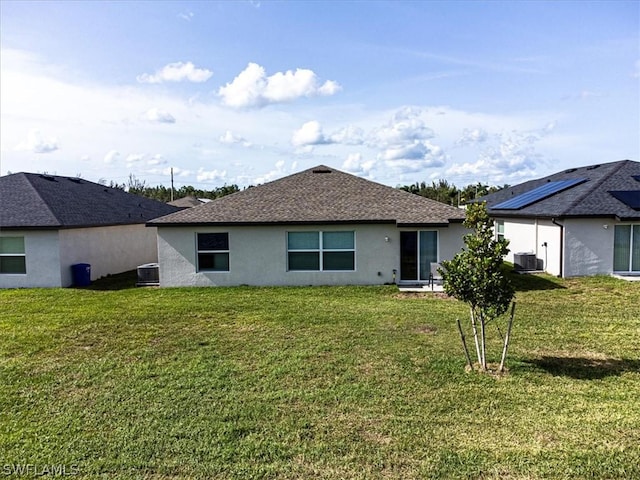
[
  {"xmin": 0, "ymin": 173, "xmax": 180, "ymax": 288},
  {"xmin": 168, "ymin": 196, "xmax": 205, "ymax": 208},
  {"xmin": 477, "ymin": 159, "xmax": 640, "ymax": 278},
  {"xmin": 148, "ymin": 165, "xmax": 467, "ymax": 287}
]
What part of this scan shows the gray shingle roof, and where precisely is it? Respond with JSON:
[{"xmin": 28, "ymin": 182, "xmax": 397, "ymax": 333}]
[
  {"xmin": 148, "ymin": 165, "xmax": 466, "ymax": 227},
  {"xmin": 0, "ymin": 172, "xmax": 180, "ymax": 229},
  {"xmin": 478, "ymin": 160, "xmax": 640, "ymax": 220},
  {"xmin": 168, "ymin": 196, "xmax": 205, "ymax": 208}
]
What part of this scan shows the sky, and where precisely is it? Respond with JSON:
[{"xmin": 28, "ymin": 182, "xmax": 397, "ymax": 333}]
[{"xmin": 1, "ymin": 0, "xmax": 638, "ymax": 190}]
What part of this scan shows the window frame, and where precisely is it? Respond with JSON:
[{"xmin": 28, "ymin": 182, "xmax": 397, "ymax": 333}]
[
  {"xmin": 613, "ymin": 224, "xmax": 640, "ymax": 273},
  {"xmin": 495, "ymin": 220, "xmax": 505, "ymax": 242},
  {"xmin": 0, "ymin": 236, "xmax": 27, "ymax": 275},
  {"xmin": 287, "ymin": 231, "xmax": 356, "ymax": 272},
  {"xmin": 196, "ymin": 232, "xmax": 230, "ymax": 272}
]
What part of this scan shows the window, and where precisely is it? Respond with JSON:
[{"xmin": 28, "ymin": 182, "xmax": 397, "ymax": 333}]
[
  {"xmin": 288, "ymin": 231, "xmax": 355, "ymax": 271},
  {"xmin": 197, "ymin": 233, "xmax": 229, "ymax": 272},
  {"xmin": 614, "ymin": 225, "xmax": 640, "ymax": 273},
  {"xmin": 495, "ymin": 221, "xmax": 505, "ymax": 242},
  {"xmin": 0, "ymin": 237, "xmax": 26, "ymax": 274}
]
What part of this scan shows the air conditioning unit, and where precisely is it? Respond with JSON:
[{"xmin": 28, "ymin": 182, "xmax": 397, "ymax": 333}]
[
  {"xmin": 514, "ymin": 253, "xmax": 537, "ymax": 271},
  {"xmin": 137, "ymin": 263, "xmax": 160, "ymax": 286}
]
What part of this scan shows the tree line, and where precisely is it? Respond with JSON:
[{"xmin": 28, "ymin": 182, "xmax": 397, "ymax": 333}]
[
  {"xmin": 398, "ymin": 179, "xmax": 508, "ymax": 206},
  {"xmin": 104, "ymin": 174, "xmax": 241, "ymax": 202},
  {"xmin": 106, "ymin": 174, "xmax": 506, "ymax": 205}
]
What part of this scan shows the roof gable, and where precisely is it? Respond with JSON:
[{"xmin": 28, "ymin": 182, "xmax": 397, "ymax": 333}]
[
  {"xmin": 479, "ymin": 160, "xmax": 640, "ymax": 220},
  {"xmin": 149, "ymin": 165, "xmax": 466, "ymax": 227},
  {"xmin": 0, "ymin": 173, "xmax": 180, "ymax": 229}
]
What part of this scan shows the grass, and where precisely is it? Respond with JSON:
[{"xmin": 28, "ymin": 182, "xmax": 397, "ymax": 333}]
[{"xmin": 1, "ymin": 271, "xmax": 639, "ymax": 479}]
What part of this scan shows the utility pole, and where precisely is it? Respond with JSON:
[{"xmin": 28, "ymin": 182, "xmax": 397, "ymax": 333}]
[{"xmin": 170, "ymin": 167, "xmax": 174, "ymax": 202}]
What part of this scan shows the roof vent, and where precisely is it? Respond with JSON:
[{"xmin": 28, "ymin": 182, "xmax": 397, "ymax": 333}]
[
  {"xmin": 312, "ymin": 168, "xmax": 332, "ymax": 174},
  {"xmin": 68, "ymin": 177, "xmax": 82, "ymax": 184},
  {"xmin": 40, "ymin": 175, "xmax": 56, "ymax": 181},
  {"xmin": 586, "ymin": 165, "xmax": 601, "ymax": 170},
  {"xmin": 564, "ymin": 168, "xmax": 577, "ymax": 173},
  {"xmin": 632, "ymin": 175, "xmax": 640, "ymax": 182}
]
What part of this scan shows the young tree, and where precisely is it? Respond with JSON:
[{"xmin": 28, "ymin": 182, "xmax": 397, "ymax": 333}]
[{"xmin": 439, "ymin": 202, "xmax": 515, "ymax": 372}]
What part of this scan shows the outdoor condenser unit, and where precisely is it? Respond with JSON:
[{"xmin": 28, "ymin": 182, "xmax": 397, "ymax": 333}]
[
  {"xmin": 513, "ymin": 253, "xmax": 537, "ymax": 271},
  {"xmin": 136, "ymin": 263, "xmax": 160, "ymax": 286}
]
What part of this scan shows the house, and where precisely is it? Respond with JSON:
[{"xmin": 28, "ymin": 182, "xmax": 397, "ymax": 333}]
[
  {"xmin": 477, "ymin": 159, "xmax": 640, "ymax": 278},
  {"xmin": 168, "ymin": 196, "xmax": 206, "ymax": 208},
  {"xmin": 0, "ymin": 172, "xmax": 180, "ymax": 288},
  {"xmin": 147, "ymin": 165, "xmax": 467, "ymax": 287}
]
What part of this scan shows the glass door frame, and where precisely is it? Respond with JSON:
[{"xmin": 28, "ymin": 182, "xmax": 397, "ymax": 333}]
[{"xmin": 399, "ymin": 230, "xmax": 439, "ymax": 282}]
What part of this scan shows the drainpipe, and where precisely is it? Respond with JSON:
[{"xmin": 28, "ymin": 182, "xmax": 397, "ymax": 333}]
[{"xmin": 551, "ymin": 218, "xmax": 564, "ymax": 278}]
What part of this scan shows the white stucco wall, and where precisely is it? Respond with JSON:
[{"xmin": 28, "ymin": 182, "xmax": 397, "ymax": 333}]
[
  {"xmin": 563, "ymin": 218, "xmax": 615, "ymax": 277},
  {"xmin": 0, "ymin": 230, "xmax": 62, "ymax": 288},
  {"xmin": 436, "ymin": 222, "xmax": 467, "ymax": 262},
  {"xmin": 1, "ymin": 224, "xmax": 159, "ymax": 288},
  {"xmin": 536, "ymin": 220, "xmax": 562, "ymax": 276},
  {"xmin": 59, "ymin": 224, "xmax": 159, "ymax": 286},
  {"xmin": 500, "ymin": 218, "xmax": 562, "ymax": 275},
  {"xmin": 499, "ymin": 217, "xmax": 629, "ymax": 277},
  {"xmin": 501, "ymin": 218, "xmax": 537, "ymax": 264},
  {"xmin": 157, "ymin": 223, "xmax": 467, "ymax": 287}
]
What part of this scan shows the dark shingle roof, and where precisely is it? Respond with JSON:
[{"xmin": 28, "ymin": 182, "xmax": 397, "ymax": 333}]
[
  {"xmin": 168, "ymin": 196, "xmax": 205, "ymax": 208},
  {"xmin": 149, "ymin": 165, "xmax": 466, "ymax": 227},
  {"xmin": 0, "ymin": 172, "xmax": 180, "ymax": 229},
  {"xmin": 478, "ymin": 160, "xmax": 640, "ymax": 220}
]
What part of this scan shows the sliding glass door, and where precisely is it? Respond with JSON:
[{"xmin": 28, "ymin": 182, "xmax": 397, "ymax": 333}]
[
  {"xmin": 400, "ymin": 231, "xmax": 438, "ymax": 281},
  {"xmin": 614, "ymin": 225, "xmax": 640, "ymax": 273}
]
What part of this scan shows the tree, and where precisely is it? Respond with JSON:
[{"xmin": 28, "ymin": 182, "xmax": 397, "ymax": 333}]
[
  {"xmin": 439, "ymin": 202, "xmax": 515, "ymax": 372},
  {"xmin": 398, "ymin": 180, "xmax": 508, "ymax": 206}
]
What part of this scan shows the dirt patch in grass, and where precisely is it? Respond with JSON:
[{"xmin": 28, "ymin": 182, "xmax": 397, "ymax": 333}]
[{"xmin": 414, "ymin": 325, "xmax": 437, "ymax": 335}]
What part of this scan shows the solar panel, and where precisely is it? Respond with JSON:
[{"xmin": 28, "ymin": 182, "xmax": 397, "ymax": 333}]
[
  {"xmin": 609, "ymin": 191, "xmax": 640, "ymax": 210},
  {"xmin": 493, "ymin": 178, "xmax": 587, "ymax": 210}
]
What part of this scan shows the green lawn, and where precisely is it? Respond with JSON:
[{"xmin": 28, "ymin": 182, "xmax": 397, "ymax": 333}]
[{"xmin": 1, "ymin": 272, "xmax": 639, "ymax": 479}]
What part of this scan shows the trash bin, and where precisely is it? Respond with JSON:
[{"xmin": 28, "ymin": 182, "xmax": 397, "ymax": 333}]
[{"xmin": 71, "ymin": 263, "xmax": 91, "ymax": 286}]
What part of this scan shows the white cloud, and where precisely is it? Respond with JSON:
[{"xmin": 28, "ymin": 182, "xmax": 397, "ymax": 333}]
[
  {"xmin": 291, "ymin": 121, "xmax": 329, "ymax": 147},
  {"xmin": 318, "ymin": 80, "xmax": 341, "ymax": 96},
  {"xmin": 446, "ymin": 128, "xmax": 548, "ymax": 182},
  {"xmin": 126, "ymin": 153, "xmax": 145, "ymax": 167},
  {"xmin": 341, "ymin": 153, "xmax": 376, "ymax": 176},
  {"xmin": 15, "ymin": 129, "xmax": 59, "ymax": 153},
  {"xmin": 145, "ymin": 108, "xmax": 176, "ymax": 124},
  {"xmin": 147, "ymin": 154, "xmax": 166, "ymax": 166},
  {"xmin": 219, "ymin": 130, "xmax": 251, "ymax": 146},
  {"xmin": 137, "ymin": 61, "xmax": 213, "ymax": 84},
  {"xmin": 103, "ymin": 150, "xmax": 120, "ymax": 164},
  {"xmin": 381, "ymin": 141, "xmax": 446, "ymax": 172},
  {"xmin": 329, "ymin": 125, "xmax": 364, "ymax": 145},
  {"xmin": 197, "ymin": 168, "xmax": 227, "ymax": 182},
  {"xmin": 218, "ymin": 62, "xmax": 341, "ymax": 109},
  {"xmin": 254, "ymin": 160, "xmax": 288, "ymax": 184},
  {"xmin": 367, "ymin": 108, "xmax": 444, "ymax": 173},
  {"xmin": 291, "ymin": 121, "xmax": 365, "ymax": 147},
  {"xmin": 456, "ymin": 128, "xmax": 488, "ymax": 146},
  {"xmin": 148, "ymin": 166, "xmax": 191, "ymax": 177},
  {"xmin": 368, "ymin": 108, "xmax": 434, "ymax": 149},
  {"xmin": 178, "ymin": 11, "xmax": 194, "ymax": 21}
]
